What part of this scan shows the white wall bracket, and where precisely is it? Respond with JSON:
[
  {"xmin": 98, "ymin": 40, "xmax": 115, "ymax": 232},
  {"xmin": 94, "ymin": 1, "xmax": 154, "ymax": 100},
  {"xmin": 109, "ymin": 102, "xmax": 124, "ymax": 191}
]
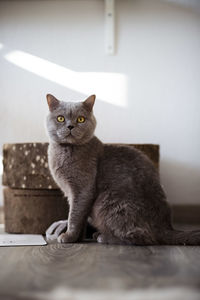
[{"xmin": 105, "ymin": 0, "xmax": 115, "ymax": 55}]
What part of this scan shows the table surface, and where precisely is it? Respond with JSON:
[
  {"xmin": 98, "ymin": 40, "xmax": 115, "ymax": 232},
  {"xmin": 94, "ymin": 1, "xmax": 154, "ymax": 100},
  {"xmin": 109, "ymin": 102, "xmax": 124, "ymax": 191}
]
[{"xmin": 0, "ymin": 225, "xmax": 200, "ymax": 300}]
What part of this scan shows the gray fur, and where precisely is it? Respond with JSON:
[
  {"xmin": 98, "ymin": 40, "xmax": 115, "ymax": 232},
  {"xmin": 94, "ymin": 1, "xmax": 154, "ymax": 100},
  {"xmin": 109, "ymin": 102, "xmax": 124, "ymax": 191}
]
[{"xmin": 45, "ymin": 94, "xmax": 200, "ymax": 245}]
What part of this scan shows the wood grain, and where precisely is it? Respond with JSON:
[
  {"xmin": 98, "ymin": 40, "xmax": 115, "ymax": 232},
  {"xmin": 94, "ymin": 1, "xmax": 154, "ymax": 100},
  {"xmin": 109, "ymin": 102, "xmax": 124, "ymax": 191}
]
[
  {"xmin": 3, "ymin": 188, "xmax": 68, "ymax": 234},
  {"xmin": 0, "ymin": 234, "xmax": 200, "ymax": 299}
]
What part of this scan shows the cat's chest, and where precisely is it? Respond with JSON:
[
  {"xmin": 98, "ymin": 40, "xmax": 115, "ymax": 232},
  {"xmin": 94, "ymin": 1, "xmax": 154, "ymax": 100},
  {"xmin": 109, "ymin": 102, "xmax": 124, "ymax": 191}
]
[
  {"xmin": 48, "ymin": 144, "xmax": 77, "ymax": 178},
  {"xmin": 48, "ymin": 142, "xmax": 97, "ymax": 200},
  {"xmin": 48, "ymin": 144, "xmax": 78, "ymax": 198}
]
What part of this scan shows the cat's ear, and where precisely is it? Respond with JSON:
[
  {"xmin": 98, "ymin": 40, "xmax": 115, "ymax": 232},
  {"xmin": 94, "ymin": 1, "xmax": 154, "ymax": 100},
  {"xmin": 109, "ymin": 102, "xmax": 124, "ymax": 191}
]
[
  {"xmin": 46, "ymin": 94, "xmax": 60, "ymax": 112},
  {"xmin": 83, "ymin": 95, "xmax": 96, "ymax": 112}
]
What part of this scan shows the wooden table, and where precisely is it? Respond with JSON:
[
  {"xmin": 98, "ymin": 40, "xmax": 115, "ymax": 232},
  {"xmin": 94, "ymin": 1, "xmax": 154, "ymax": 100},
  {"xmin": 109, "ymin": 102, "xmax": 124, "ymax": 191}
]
[{"xmin": 0, "ymin": 225, "xmax": 200, "ymax": 300}]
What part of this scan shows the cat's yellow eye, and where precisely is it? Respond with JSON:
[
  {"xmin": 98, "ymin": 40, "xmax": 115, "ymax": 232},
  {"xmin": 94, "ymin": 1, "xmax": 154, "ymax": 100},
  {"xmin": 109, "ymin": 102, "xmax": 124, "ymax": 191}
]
[
  {"xmin": 57, "ymin": 115, "xmax": 65, "ymax": 123},
  {"xmin": 77, "ymin": 116, "xmax": 85, "ymax": 123}
]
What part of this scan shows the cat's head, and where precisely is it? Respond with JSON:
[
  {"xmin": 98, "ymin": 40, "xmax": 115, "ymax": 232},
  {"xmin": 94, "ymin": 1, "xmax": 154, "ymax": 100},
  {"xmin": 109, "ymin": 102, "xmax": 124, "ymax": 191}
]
[{"xmin": 46, "ymin": 94, "xmax": 96, "ymax": 145}]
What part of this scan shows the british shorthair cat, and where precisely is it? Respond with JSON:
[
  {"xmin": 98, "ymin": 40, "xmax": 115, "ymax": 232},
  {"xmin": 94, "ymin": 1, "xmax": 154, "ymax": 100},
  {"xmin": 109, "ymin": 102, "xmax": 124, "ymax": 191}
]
[{"xmin": 45, "ymin": 94, "xmax": 200, "ymax": 245}]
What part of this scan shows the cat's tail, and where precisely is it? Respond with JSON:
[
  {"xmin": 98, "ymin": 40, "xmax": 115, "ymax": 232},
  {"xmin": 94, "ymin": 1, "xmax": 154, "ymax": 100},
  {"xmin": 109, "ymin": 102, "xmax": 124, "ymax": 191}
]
[{"xmin": 159, "ymin": 229, "xmax": 200, "ymax": 245}]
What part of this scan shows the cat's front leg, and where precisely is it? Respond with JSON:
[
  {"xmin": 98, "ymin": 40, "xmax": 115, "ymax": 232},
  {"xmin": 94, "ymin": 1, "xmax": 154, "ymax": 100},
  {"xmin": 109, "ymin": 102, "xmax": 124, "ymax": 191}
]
[{"xmin": 57, "ymin": 192, "xmax": 93, "ymax": 243}]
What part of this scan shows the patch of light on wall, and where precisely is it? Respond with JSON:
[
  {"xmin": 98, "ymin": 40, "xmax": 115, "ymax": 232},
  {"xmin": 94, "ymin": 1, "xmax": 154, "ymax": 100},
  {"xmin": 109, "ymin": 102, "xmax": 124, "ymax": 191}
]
[
  {"xmin": 5, "ymin": 50, "xmax": 127, "ymax": 107},
  {"xmin": 0, "ymin": 43, "xmax": 4, "ymax": 50}
]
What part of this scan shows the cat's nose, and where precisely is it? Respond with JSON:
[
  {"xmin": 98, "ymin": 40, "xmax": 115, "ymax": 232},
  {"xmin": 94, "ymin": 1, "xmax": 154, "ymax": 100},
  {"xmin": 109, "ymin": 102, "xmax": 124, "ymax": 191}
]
[{"xmin": 68, "ymin": 125, "xmax": 74, "ymax": 130}]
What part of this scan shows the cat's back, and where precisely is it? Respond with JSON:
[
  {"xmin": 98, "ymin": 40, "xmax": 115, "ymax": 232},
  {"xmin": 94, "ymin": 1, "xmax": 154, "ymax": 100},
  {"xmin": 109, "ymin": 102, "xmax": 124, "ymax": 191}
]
[
  {"xmin": 101, "ymin": 143, "xmax": 156, "ymax": 172},
  {"xmin": 97, "ymin": 143, "xmax": 158, "ymax": 188}
]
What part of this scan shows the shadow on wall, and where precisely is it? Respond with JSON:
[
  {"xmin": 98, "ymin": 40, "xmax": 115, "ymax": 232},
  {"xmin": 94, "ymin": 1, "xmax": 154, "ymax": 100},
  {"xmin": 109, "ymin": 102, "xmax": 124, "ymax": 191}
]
[{"xmin": 161, "ymin": 159, "xmax": 200, "ymax": 204}]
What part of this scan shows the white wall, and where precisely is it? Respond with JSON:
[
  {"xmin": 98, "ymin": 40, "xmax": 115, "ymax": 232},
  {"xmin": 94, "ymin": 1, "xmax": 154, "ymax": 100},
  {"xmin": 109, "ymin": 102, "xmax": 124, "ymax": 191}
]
[{"xmin": 0, "ymin": 0, "xmax": 200, "ymax": 205}]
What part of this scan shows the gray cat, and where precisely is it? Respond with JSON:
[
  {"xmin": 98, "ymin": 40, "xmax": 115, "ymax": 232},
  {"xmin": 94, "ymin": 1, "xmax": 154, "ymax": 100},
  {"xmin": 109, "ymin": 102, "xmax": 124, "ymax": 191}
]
[{"xmin": 45, "ymin": 94, "xmax": 200, "ymax": 245}]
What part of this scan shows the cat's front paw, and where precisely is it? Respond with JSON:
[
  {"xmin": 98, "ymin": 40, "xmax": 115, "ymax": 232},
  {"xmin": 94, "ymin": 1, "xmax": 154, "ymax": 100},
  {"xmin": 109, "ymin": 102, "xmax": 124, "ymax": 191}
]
[
  {"xmin": 57, "ymin": 232, "xmax": 78, "ymax": 243},
  {"xmin": 46, "ymin": 220, "xmax": 68, "ymax": 241}
]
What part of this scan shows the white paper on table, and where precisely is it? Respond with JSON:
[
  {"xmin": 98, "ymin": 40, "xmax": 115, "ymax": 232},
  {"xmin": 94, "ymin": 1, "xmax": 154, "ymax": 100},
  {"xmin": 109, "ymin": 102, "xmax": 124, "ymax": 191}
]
[{"xmin": 0, "ymin": 234, "xmax": 47, "ymax": 246}]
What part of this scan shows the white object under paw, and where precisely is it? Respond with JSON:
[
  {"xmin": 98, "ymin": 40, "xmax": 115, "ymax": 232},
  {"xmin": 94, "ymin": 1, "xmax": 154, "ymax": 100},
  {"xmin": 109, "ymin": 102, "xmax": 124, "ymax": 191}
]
[
  {"xmin": 0, "ymin": 234, "xmax": 46, "ymax": 246},
  {"xmin": 46, "ymin": 220, "xmax": 68, "ymax": 241},
  {"xmin": 97, "ymin": 234, "xmax": 104, "ymax": 243}
]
